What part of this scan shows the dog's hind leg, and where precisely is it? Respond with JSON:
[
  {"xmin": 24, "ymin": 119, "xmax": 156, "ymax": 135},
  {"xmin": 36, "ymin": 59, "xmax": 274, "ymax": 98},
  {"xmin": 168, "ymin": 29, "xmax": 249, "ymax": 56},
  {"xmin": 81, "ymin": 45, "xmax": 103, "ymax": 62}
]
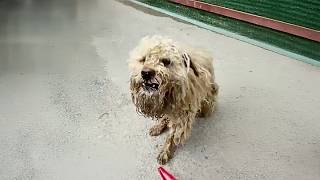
[
  {"xmin": 149, "ymin": 116, "xmax": 168, "ymax": 136},
  {"xmin": 198, "ymin": 82, "xmax": 219, "ymax": 117}
]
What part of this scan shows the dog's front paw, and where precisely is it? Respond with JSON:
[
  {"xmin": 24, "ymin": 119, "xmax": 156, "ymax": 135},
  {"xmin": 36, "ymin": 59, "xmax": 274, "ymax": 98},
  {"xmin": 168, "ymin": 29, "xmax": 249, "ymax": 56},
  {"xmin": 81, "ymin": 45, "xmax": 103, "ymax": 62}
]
[
  {"xmin": 157, "ymin": 150, "xmax": 172, "ymax": 165},
  {"xmin": 149, "ymin": 124, "xmax": 166, "ymax": 136}
]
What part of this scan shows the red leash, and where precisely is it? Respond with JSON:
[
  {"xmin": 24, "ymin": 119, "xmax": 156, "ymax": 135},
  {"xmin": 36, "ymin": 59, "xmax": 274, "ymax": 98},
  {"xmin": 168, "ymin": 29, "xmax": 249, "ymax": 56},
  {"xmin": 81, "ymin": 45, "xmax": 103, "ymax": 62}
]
[{"xmin": 158, "ymin": 167, "xmax": 177, "ymax": 180}]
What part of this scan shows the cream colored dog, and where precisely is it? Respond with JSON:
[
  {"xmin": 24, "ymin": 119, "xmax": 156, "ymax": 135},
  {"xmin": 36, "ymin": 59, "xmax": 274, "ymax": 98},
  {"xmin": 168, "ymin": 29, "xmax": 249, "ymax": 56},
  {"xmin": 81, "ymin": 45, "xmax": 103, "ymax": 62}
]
[{"xmin": 128, "ymin": 35, "xmax": 218, "ymax": 164}]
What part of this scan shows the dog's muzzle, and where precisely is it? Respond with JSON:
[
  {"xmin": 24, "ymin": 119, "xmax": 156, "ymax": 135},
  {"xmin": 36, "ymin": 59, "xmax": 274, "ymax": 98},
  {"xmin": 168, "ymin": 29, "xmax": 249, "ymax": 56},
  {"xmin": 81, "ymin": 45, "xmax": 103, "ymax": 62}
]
[{"xmin": 141, "ymin": 67, "xmax": 160, "ymax": 91}]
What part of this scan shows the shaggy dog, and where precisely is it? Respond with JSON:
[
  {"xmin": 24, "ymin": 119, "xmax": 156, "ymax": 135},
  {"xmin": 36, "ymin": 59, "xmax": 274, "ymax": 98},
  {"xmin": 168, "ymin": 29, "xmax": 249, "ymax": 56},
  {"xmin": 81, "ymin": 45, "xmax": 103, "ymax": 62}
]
[{"xmin": 128, "ymin": 35, "xmax": 218, "ymax": 164}]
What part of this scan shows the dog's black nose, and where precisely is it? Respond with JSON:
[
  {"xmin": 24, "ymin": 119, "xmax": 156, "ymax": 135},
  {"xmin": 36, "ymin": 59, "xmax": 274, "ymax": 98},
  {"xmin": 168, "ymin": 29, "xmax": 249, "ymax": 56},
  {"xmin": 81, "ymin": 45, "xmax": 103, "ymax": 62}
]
[{"xmin": 141, "ymin": 67, "xmax": 155, "ymax": 80}]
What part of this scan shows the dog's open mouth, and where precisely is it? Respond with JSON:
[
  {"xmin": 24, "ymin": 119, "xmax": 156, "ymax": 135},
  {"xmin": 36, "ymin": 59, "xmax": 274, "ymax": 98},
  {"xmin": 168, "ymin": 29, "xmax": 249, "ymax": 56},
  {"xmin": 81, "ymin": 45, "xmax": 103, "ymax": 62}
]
[{"xmin": 142, "ymin": 78, "xmax": 160, "ymax": 91}]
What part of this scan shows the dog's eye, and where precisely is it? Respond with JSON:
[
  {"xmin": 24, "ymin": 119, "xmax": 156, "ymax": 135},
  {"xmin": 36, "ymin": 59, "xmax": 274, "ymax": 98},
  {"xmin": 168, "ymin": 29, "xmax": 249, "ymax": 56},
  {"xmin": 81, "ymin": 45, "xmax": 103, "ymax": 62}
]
[
  {"xmin": 139, "ymin": 57, "xmax": 145, "ymax": 63},
  {"xmin": 160, "ymin": 58, "xmax": 171, "ymax": 67}
]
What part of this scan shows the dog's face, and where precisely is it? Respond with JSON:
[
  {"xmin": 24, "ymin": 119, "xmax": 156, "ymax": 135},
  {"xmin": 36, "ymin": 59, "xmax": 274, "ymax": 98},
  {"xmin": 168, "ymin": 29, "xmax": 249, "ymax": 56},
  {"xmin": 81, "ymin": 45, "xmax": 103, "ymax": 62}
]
[
  {"xmin": 132, "ymin": 43, "xmax": 186, "ymax": 94},
  {"xmin": 128, "ymin": 36, "xmax": 197, "ymax": 118}
]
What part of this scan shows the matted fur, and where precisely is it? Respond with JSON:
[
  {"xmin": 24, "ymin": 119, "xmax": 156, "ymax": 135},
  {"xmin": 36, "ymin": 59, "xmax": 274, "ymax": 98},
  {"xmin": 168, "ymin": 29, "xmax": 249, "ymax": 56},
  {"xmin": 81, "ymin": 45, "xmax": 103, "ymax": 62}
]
[{"xmin": 128, "ymin": 35, "xmax": 218, "ymax": 164}]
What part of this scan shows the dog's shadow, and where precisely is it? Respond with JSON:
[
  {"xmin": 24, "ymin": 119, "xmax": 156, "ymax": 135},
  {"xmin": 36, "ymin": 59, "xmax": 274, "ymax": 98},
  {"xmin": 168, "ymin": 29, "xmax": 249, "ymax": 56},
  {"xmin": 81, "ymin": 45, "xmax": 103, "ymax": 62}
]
[{"xmin": 174, "ymin": 106, "xmax": 225, "ymax": 160}]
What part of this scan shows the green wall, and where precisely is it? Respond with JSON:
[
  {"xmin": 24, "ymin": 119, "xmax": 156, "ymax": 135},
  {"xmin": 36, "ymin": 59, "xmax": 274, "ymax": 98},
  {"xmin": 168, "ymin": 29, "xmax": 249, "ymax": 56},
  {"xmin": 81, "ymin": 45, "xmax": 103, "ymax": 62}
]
[
  {"xmin": 201, "ymin": 0, "xmax": 320, "ymax": 30},
  {"xmin": 138, "ymin": 0, "xmax": 320, "ymax": 61}
]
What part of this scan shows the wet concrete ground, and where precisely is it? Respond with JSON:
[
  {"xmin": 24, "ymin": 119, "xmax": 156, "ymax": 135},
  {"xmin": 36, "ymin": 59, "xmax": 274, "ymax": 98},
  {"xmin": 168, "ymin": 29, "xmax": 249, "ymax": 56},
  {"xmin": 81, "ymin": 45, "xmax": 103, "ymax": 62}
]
[{"xmin": 0, "ymin": 0, "xmax": 319, "ymax": 179}]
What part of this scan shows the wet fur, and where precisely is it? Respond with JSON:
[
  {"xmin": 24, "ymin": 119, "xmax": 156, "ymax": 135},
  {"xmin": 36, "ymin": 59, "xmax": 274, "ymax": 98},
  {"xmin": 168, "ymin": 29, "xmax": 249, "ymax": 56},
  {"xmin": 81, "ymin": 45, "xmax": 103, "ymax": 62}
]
[{"xmin": 128, "ymin": 35, "xmax": 218, "ymax": 164}]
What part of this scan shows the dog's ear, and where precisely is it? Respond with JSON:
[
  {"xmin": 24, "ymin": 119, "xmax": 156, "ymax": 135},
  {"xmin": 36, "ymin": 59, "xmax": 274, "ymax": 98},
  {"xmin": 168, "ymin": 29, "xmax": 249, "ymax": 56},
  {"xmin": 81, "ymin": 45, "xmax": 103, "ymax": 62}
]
[
  {"xmin": 190, "ymin": 60, "xmax": 199, "ymax": 77},
  {"xmin": 182, "ymin": 53, "xmax": 199, "ymax": 77}
]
